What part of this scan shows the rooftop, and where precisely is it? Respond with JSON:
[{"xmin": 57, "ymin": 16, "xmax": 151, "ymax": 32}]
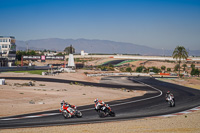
[{"xmin": 0, "ymin": 36, "xmax": 15, "ymax": 39}]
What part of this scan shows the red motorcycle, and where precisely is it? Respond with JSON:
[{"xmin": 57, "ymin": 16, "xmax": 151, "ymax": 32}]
[{"xmin": 59, "ymin": 103, "xmax": 82, "ymax": 118}]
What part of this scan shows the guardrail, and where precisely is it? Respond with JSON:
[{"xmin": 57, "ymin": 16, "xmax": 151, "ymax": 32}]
[
  {"xmin": 0, "ymin": 66, "xmax": 50, "ymax": 72},
  {"xmin": 87, "ymin": 72, "xmax": 149, "ymax": 77}
]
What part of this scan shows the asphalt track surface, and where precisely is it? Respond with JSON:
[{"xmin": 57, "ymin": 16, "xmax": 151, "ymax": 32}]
[
  {"xmin": 0, "ymin": 76, "xmax": 200, "ymax": 129},
  {"xmin": 102, "ymin": 60, "xmax": 126, "ymax": 66}
]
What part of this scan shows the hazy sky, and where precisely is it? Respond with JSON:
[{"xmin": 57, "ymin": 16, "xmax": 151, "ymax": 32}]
[{"xmin": 0, "ymin": 0, "xmax": 200, "ymax": 50}]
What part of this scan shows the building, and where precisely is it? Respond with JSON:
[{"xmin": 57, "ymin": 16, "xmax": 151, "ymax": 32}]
[
  {"xmin": 0, "ymin": 36, "xmax": 16, "ymax": 67},
  {"xmin": 81, "ymin": 50, "xmax": 88, "ymax": 56}
]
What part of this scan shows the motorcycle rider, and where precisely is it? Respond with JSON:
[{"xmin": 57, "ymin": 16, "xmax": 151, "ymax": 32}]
[
  {"xmin": 60, "ymin": 100, "xmax": 76, "ymax": 112},
  {"xmin": 94, "ymin": 98, "xmax": 106, "ymax": 112},
  {"xmin": 165, "ymin": 91, "xmax": 175, "ymax": 102}
]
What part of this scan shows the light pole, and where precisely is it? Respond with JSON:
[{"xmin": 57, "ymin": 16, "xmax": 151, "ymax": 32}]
[{"xmin": 26, "ymin": 43, "xmax": 29, "ymax": 52}]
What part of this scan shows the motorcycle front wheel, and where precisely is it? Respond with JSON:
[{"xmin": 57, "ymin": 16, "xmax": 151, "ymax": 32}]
[
  {"xmin": 109, "ymin": 111, "xmax": 115, "ymax": 117},
  {"xmin": 76, "ymin": 111, "xmax": 82, "ymax": 118}
]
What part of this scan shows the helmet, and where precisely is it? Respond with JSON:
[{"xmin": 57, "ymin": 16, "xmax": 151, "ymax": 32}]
[
  {"xmin": 61, "ymin": 100, "xmax": 65, "ymax": 106},
  {"xmin": 94, "ymin": 98, "xmax": 98, "ymax": 103},
  {"xmin": 167, "ymin": 91, "xmax": 170, "ymax": 94}
]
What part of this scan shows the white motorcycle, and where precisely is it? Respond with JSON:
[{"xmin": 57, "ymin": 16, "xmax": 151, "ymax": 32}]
[{"xmin": 166, "ymin": 96, "xmax": 175, "ymax": 107}]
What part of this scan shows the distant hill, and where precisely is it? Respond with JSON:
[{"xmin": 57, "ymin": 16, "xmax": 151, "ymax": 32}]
[{"xmin": 16, "ymin": 38, "xmax": 200, "ymax": 56}]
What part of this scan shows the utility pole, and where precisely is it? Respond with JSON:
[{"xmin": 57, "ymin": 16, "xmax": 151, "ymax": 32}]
[{"xmin": 26, "ymin": 42, "xmax": 29, "ymax": 52}]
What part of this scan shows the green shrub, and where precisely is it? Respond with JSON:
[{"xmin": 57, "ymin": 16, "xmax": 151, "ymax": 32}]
[
  {"xmin": 120, "ymin": 67, "xmax": 124, "ymax": 72},
  {"xmin": 161, "ymin": 65, "xmax": 166, "ymax": 71},
  {"xmin": 167, "ymin": 68, "xmax": 171, "ymax": 72},
  {"xmin": 191, "ymin": 68, "xmax": 199, "ymax": 76},
  {"xmin": 126, "ymin": 67, "xmax": 132, "ymax": 72},
  {"xmin": 136, "ymin": 66, "xmax": 145, "ymax": 73},
  {"xmin": 174, "ymin": 64, "xmax": 179, "ymax": 71},
  {"xmin": 148, "ymin": 66, "xmax": 161, "ymax": 73}
]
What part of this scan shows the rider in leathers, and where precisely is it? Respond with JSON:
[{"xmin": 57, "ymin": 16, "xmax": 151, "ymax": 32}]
[
  {"xmin": 60, "ymin": 100, "xmax": 76, "ymax": 112},
  {"xmin": 94, "ymin": 98, "xmax": 105, "ymax": 112},
  {"xmin": 165, "ymin": 91, "xmax": 175, "ymax": 102}
]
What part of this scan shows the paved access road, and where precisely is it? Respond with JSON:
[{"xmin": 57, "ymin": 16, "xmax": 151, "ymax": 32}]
[{"xmin": 0, "ymin": 76, "xmax": 200, "ymax": 129}]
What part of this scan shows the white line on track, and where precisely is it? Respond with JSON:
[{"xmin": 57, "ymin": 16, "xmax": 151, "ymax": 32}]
[
  {"xmin": 111, "ymin": 78, "xmax": 163, "ymax": 107},
  {"xmin": 0, "ymin": 78, "xmax": 163, "ymax": 121},
  {"xmin": 63, "ymin": 78, "xmax": 163, "ymax": 111},
  {"xmin": 0, "ymin": 78, "xmax": 162, "ymax": 121}
]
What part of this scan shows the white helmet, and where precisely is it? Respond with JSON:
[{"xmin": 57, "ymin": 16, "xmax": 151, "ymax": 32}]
[
  {"xmin": 94, "ymin": 98, "xmax": 98, "ymax": 103},
  {"xmin": 61, "ymin": 100, "xmax": 65, "ymax": 104}
]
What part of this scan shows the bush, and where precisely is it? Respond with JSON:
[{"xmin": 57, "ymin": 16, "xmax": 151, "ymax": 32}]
[
  {"xmin": 174, "ymin": 64, "xmax": 179, "ymax": 71},
  {"xmin": 191, "ymin": 68, "xmax": 199, "ymax": 76},
  {"xmin": 120, "ymin": 67, "xmax": 124, "ymax": 72},
  {"xmin": 148, "ymin": 66, "xmax": 161, "ymax": 73},
  {"xmin": 108, "ymin": 63, "xmax": 114, "ymax": 68},
  {"xmin": 98, "ymin": 65, "xmax": 114, "ymax": 71},
  {"xmin": 167, "ymin": 68, "xmax": 171, "ymax": 72},
  {"xmin": 182, "ymin": 64, "xmax": 187, "ymax": 71},
  {"xmin": 161, "ymin": 65, "xmax": 166, "ymax": 71},
  {"xmin": 191, "ymin": 63, "xmax": 195, "ymax": 69},
  {"xmin": 179, "ymin": 74, "xmax": 184, "ymax": 78},
  {"xmin": 98, "ymin": 65, "xmax": 107, "ymax": 71},
  {"xmin": 126, "ymin": 67, "xmax": 132, "ymax": 72},
  {"xmin": 136, "ymin": 66, "xmax": 145, "ymax": 73}
]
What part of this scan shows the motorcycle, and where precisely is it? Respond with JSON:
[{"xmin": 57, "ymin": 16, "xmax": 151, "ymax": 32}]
[
  {"xmin": 97, "ymin": 104, "xmax": 115, "ymax": 118},
  {"xmin": 166, "ymin": 96, "xmax": 175, "ymax": 107},
  {"xmin": 59, "ymin": 104, "xmax": 82, "ymax": 119}
]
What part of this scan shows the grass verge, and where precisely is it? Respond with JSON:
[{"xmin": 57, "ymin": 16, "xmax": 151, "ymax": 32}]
[{"xmin": 5, "ymin": 70, "xmax": 47, "ymax": 75}]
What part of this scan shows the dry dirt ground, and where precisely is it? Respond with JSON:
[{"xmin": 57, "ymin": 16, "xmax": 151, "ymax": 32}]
[
  {"xmin": 1, "ymin": 70, "xmax": 200, "ymax": 133},
  {"xmin": 157, "ymin": 77, "xmax": 200, "ymax": 90}
]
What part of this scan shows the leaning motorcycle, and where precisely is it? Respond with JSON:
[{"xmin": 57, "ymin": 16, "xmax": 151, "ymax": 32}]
[
  {"xmin": 59, "ymin": 105, "xmax": 82, "ymax": 119},
  {"xmin": 167, "ymin": 96, "xmax": 175, "ymax": 107},
  {"xmin": 97, "ymin": 104, "xmax": 115, "ymax": 118}
]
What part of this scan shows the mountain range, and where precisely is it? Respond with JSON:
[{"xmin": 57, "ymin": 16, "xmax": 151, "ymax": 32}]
[{"xmin": 16, "ymin": 38, "xmax": 200, "ymax": 56}]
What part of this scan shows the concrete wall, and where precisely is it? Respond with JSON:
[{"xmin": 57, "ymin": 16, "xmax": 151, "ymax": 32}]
[{"xmin": 65, "ymin": 55, "xmax": 200, "ymax": 61}]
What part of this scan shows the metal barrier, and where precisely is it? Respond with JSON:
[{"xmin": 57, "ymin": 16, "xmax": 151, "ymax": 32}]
[{"xmin": 87, "ymin": 72, "xmax": 149, "ymax": 77}]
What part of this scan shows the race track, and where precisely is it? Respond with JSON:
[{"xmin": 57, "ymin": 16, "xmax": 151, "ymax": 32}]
[{"xmin": 0, "ymin": 76, "xmax": 200, "ymax": 129}]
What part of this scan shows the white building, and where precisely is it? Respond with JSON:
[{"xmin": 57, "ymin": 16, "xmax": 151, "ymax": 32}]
[
  {"xmin": 81, "ymin": 50, "xmax": 88, "ymax": 56},
  {"xmin": 0, "ymin": 36, "xmax": 16, "ymax": 67}
]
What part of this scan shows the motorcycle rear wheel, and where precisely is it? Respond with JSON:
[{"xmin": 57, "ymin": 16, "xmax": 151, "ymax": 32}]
[
  {"xmin": 62, "ymin": 112, "xmax": 70, "ymax": 119},
  {"xmin": 98, "ymin": 110, "xmax": 106, "ymax": 118}
]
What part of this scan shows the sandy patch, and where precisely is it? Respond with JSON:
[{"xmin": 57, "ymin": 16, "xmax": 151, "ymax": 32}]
[
  {"xmin": 144, "ymin": 60, "xmax": 176, "ymax": 69},
  {"xmin": 157, "ymin": 77, "xmax": 200, "ymax": 90}
]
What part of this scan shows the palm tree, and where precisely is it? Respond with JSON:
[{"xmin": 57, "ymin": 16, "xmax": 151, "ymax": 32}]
[
  {"xmin": 182, "ymin": 63, "xmax": 187, "ymax": 71},
  {"xmin": 161, "ymin": 65, "xmax": 166, "ymax": 73},
  {"xmin": 172, "ymin": 46, "xmax": 188, "ymax": 77}
]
